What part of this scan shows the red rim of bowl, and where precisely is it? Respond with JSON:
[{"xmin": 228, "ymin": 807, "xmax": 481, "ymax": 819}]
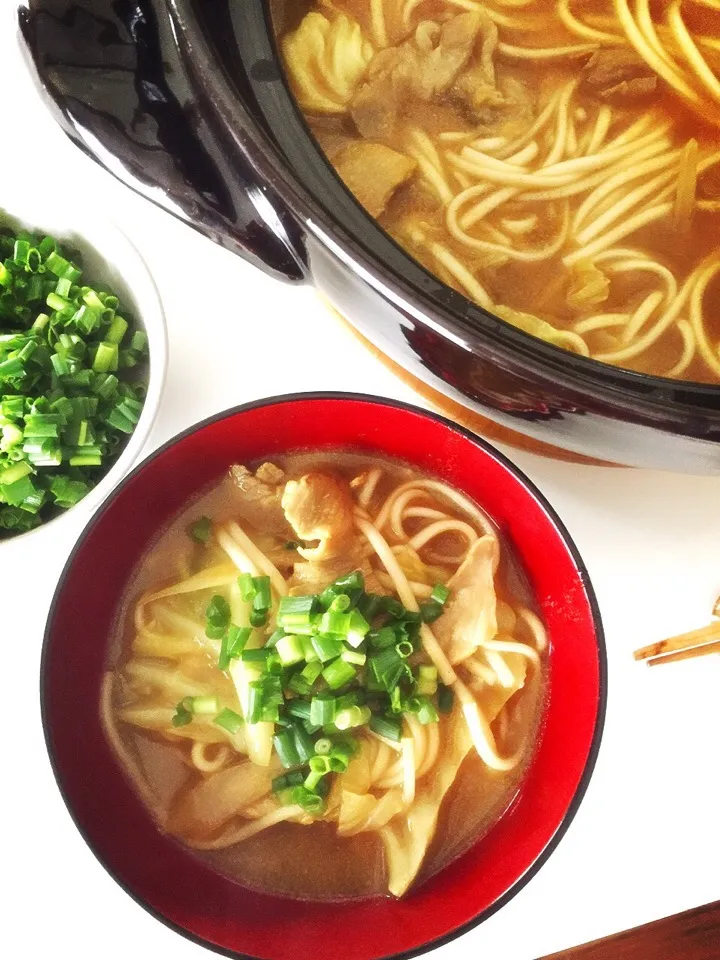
[{"xmin": 41, "ymin": 392, "xmax": 607, "ymax": 960}]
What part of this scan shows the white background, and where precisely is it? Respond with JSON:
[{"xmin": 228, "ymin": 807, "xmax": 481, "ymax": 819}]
[{"xmin": 2, "ymin": 7, "xmax": 719, "ymax": 959}]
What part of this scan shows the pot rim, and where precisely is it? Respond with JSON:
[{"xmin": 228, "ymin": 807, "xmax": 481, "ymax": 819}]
[{"xmin": 170, "ymin": 0, "xmax": 720, "ymax": 419}]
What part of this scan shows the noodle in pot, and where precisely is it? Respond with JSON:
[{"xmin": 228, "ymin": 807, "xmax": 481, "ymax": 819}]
[{"xmin": 278, "ymin": 0, "xmax": 720, "ymax": 383}]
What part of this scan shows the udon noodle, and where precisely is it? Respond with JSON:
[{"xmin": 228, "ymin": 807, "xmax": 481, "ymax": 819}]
[
  {"xmin": 104, "ymin": 453, "xmax": 546, "ymax": 898},
  {"xmin": 278, "ymin": 0, "xmax": 720, "ymax": 382}
]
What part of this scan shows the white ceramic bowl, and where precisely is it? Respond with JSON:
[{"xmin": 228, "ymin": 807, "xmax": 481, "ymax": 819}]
[{"xmin": 0, "ymin": 191, "xmax": 167, "ymax": 545}]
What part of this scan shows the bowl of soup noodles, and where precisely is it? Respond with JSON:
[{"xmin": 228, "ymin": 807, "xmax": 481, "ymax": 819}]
[
  {"xmin": 21, "ymin": 0, "xmax": 720, "ymax": 471},
  {"xmin": 43, "ymin": 393, "xmax": 605, "ymax": 960}
]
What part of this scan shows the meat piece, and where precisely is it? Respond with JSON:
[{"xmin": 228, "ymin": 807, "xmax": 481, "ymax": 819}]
[
  {"xmin": 351, "ymin": 12, "xmax": 483, "ymax": 139},
  {"xmin": 432, "ymin": 535, "xmax": 499, "ymax": 664},
  {"xmin": 580, "ymin": 49, "xmax": 658, "ymax": 104},
  {"xmin": 281, "ymin": 472, "xmax": 355, "ymax": 561},
  {"xmin": 450, "ymin": 11, "xmax": 503, "ymax": 112},
  {"xmin": 333, "ymin": 141, "xmax": 417, "ymax": 217},
  {"xmin": 230, "ymin": 463, "xmax": 294, "ymax": 538}
]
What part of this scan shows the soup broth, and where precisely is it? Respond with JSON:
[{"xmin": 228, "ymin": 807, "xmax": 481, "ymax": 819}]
[
  {"xmin": 276, "ymin": 0, "xmax": 720, "ymax": 382},
  {"xmin": 104, "ymin": 452, "xmax": 547, "ymax": 900}
]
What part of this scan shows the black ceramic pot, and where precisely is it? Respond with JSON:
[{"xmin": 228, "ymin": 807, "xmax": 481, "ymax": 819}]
[{"xmin": 18, "ymin": 0, "xmax": 720, "ymax": 472}]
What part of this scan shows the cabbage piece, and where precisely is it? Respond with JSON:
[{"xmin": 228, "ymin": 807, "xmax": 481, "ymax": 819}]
[
  {"xmin": 168, "ymin": 760, "xmax": 277, "ymax": 839},
  {"xmin": 432, "ymin": 535, "xmax": 499, "ymax": 664},
  {"xmin": 282, "ymin": 12, "xmax": 374, "ymax": 114},
  {"xmin": 566, "ymin": 258, "xmax": 610, "ymax": 311},
  {"xmin": 380, "ymin": 655, "xmax": 527, "ymax": 897},
  {"xmin": 494, "ymin": 303, "xmax": 589, "ymax": 355}
]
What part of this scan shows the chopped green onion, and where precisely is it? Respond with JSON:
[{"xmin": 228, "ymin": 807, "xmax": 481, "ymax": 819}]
[
  {"xmin": 290, "ymin": 786, "xmax": 325, "ymax": 814},
  {"xmin": 171, "ymin": 699, "xmax": 193, "ymax": 728},
  {"xmin": 369, "ymin": 647, "xmax": 405, "ymax": 691},
  {"xmin": 314, "ymin": 737, "xmax": 333, "ymax": 756},
  {"xmin": 370, "ymin": 714, "xmax": 403, "ymax": 742},
  {"xmin": 346, "ymin": 608, "xmax": 371, "ymax": 648},
  {"xmin": 330, "ymin": 593, "xmax": 351, "ymax": 612},
  {"xmin": 188, "ymin": 516, "xmax": 212, "ymax": 543},
  {"xmin": 205, "ymin": 594, "xmax": 231, "ymax": 640},
  {"xmin": 286, "ymin": 700, "xmax": 312, "ymax": 723},
  {"xmin": 311, "ymin": 635, "xmax": 344, "ymax": 663},
  {"xmin": 265, "ymin": 628, "xmax": 284, "ymax": 649},
  {"xmin": 304, "ymin": 770, "xmax": 326, "ymax": 792},
  {"xmin": 278, "ymin": 595, "xmax": 315, "ymax": 618},
  {"xmin": 437, "ymin": 683, "xmax": 455, "ymax": 714},
  {"xmin": 430, "ymin": 583, "xmax": 450, "ymax": 604},
  {"xmin": 218, "ymin": 625, "xmax": 251, "ymax": 671},
  {"xmin": 238, "ymin": 572, "xmax": 255, "ymax": 602},
  {"xmin": 241, "ymin": 647, "xmax": 271, "ymax": 663},
  {"xmin": 416, "ymin": 664, "xmax": 438, "ymax": 696},
  {"xmin": 252, "ymin": 575, "xmax": 271, "ymax": 611},
  {"xmin": 214, "ymin": 708, "xmax": 244, "ymax": 735},
  {"xmin": 370, "ymin": 625, "xmax": 397, "ymax": 650},
  {"xmin": 420, "ymin": 600, "xmax": 444, "ymax": 623},
  {"xmin": 272, "ymin": 770, "xmax": 305, "ymax": 793},
  {"xmin": 395, "ymin": 639, "xmax": 414, "ymax": 659},
  {"xmin": 328, "ymin": 740, "xmax": 356, "ymax": 772},
  {"xmin": 190, "ymin": 696, "xmax": 219, "ymax": 715},
  {"xmin": 250, "ymin": 609, "xmax": 268, "ymax": 628},
  {"xmin": 322, "ymin": 658, "xmax": 357, "ymax": 690},
  {"xmin": 292, "ymin": 724, "xmax": 316, "ymax": 764},
  {"xmin": 319, "ymin": 609, "xmax": 351, "ymax": 636},
  {"xmin": 415, "ymin": 696, "xmax": 439, "ymax": 725},
  {"xmin": 341, "ymin": 646, "xmax": 367, "ymax": 666},
  {"xmin": 310, "ymin": 694, "xmax": 336, "ymax": 726},
  {"xmin": 276, "ymin": 634, "xmax": 305, "ymax": 666},
  {"xmin": 334, "ymin": 705, "xmax": 371, "ymax": 730},
  {"xmin": 247, "ymin": 681, "xmax": 265, "ymax": 724},
  {"xmin": 274, "ymin": 730, "xmax": 300, "ymax": 769}
]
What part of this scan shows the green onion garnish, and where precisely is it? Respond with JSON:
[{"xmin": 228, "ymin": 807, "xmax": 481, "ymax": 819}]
[
  {"xmin": 0, "ymin": 225, "xmax": 149, "ymax": 537},
  {"xmin": 310, "ymin": 694, "xmax": 336, "ymax": 726},
  {"xmin": 370, "ymin": 714, "xmax": 403, "ymax": 741},
  {"xmin": 419, "ymin": 600, "xmax": 444, "ymax": 623},
  {"xmin": 430, "ymin": 583, "xmax": 450, "ymax": 604},
  {"xmin": 213, "ymin": 708, "xmax": 244, "ymax": 735},
  {"xmin": 171, "ymin": 699, "xmax": 193, "ymax": 727},
  {"xmin": 274, "ymin": 730, "xmax": 301, "ymax": 769},
  {"xmin": 322, "ymin": 658, "xmax": 357, "ymax": 690},
  {"xmin": 252, "ymin": 575, "xmax": 271, "ymax": 611},
  {"xmin": 437, "ymin": 683, "xmax": 455, "ymax": 714},
  {"xmin": 218, "ymin": 625, "xmax": 251, "ymax": 671},
  {"xmin": 238, "ymin": 572, "xmax": 255, "ymax": 602},
  {"xmin": 276, "ymin": 634, "xmax": 305, "ymax": 666}
]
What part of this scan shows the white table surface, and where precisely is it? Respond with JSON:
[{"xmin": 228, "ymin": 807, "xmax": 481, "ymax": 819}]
[{"xmin": 3, "ymin": 10, "xmax": 719, "ymax": 960}]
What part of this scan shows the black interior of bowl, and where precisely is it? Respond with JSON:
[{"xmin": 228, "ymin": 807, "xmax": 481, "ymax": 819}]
[{"xmin": 190, "ymin": 0, "xmax": 720, "ymax": 407}]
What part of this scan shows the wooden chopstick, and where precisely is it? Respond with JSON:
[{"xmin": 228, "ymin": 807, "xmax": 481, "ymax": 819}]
[
  {"xmin": 634, "ymin": 619, "xmax": 720, "ymax": 666},
  {"xmin": 647, "ymin": 639, "xmax": 720, "ymax": 667}
]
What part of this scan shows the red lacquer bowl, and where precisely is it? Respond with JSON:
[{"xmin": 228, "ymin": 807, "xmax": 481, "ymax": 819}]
[{"xmin": 42, "ymin": 394, "xmax": 606, "ymax": 960}]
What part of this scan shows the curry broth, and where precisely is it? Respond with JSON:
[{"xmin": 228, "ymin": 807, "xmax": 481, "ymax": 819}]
[
  {"xmin": 275, "ymin": 0, "xmax": 720, "ymax": 382},
  {"xmin": 106, "ymin": 452, "xmax": 547, "ymax": 900}
]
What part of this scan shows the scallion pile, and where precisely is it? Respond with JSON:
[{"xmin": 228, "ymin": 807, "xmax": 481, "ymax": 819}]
[
  {"xmin": 173, "ymin": 569, "xmax": 455, "ymax": 815},
  {"xmin": 0, "ymin": 227, "xmax": 149, "ymax": 537}
]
